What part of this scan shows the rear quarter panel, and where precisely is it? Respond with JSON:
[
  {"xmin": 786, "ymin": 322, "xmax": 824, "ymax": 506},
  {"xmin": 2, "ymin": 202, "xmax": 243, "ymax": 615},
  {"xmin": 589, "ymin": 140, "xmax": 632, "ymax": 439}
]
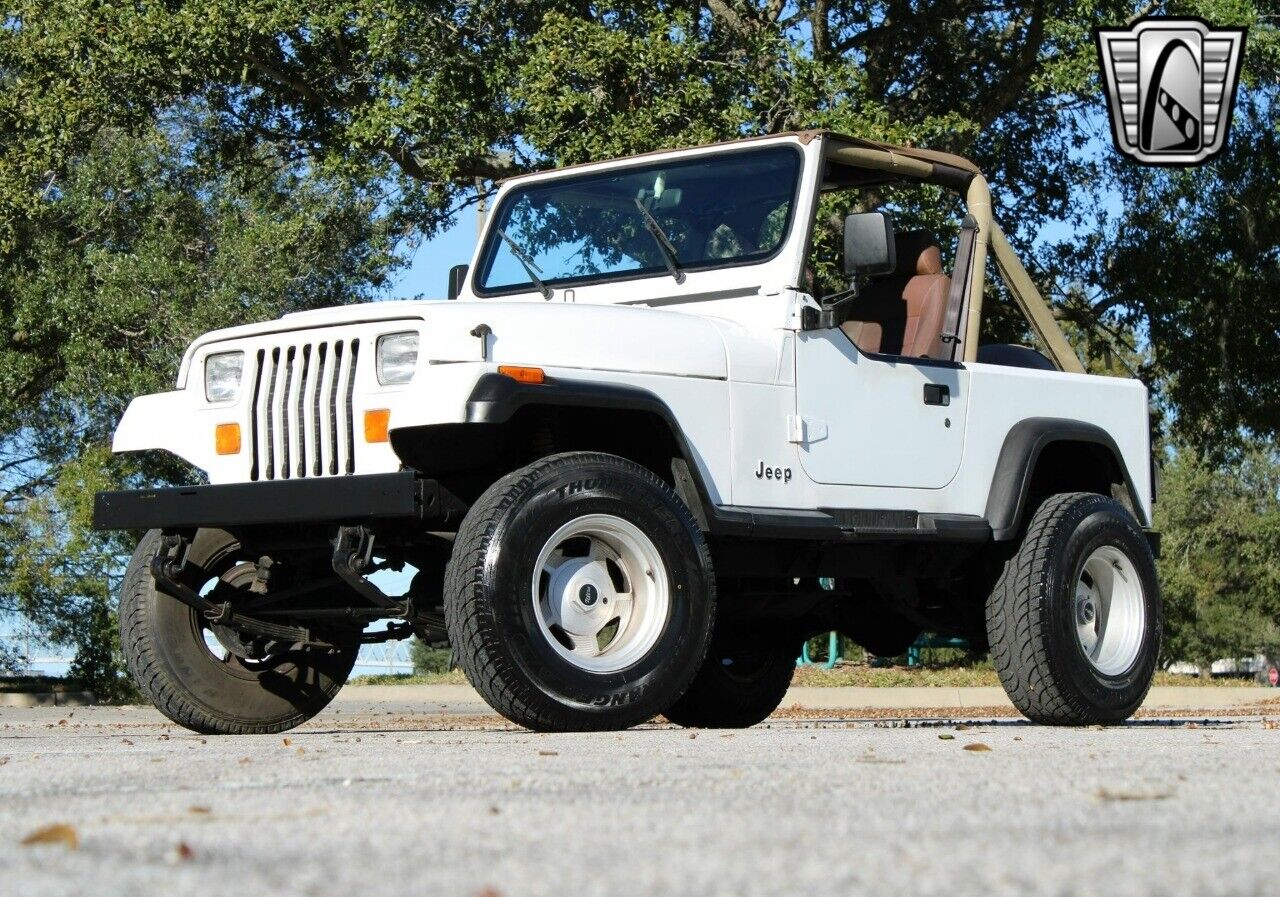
[{"xmin": 960, "ymin": 364, "xmax": 1153, "ymax": 525}]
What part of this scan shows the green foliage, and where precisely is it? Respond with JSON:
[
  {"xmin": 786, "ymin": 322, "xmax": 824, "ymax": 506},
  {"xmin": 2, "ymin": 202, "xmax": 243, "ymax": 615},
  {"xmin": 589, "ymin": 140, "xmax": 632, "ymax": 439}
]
[
  {"xmin": 0, "ymin": 118, "xmax": 402, "ymax": 696},
  {"xmin": 1156, "ymin": 445, "xmax": 1280, "ymax": 671},
  {"xmin": 409, "ymin": 638, "xmax": 452, "ymax": 676}
]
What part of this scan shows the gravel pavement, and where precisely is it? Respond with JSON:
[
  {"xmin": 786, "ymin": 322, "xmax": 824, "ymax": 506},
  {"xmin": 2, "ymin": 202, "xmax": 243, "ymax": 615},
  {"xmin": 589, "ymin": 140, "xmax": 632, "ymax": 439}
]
[{"xmin": 2, "ymin": 699, "xmax": 1278, "ymax": 897}]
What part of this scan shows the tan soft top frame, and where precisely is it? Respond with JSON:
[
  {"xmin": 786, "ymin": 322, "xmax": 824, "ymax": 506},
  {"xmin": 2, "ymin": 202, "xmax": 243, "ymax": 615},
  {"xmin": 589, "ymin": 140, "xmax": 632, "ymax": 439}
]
[{"xmin": 818, "ymin": 132, "xmax": 1083, "ymax": 374}]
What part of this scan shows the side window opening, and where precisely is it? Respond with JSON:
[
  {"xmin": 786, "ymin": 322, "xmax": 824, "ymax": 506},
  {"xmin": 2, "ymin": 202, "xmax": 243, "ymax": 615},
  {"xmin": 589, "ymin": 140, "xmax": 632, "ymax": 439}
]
[
  {"xmin": 807, "ymin": 180, "xmax": 966, "ymax": 362},
  {"xmin": 839, "ymin": 230, "xmax": 954, "ymax": 360}
]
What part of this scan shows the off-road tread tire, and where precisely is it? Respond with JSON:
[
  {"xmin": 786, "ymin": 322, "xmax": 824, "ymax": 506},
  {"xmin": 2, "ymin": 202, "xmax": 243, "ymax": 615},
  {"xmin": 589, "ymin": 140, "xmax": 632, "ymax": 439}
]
[
  {"xmin": 986, "ymin": 492, "xmax": 1159, "ymax": 725},
  {"xmin": 120, "ymin": 529, "xmax": 353, "ymax": 735},
  {"xmin": 445, "ymin": 452, "xmax": 715, "ymax": 732}
]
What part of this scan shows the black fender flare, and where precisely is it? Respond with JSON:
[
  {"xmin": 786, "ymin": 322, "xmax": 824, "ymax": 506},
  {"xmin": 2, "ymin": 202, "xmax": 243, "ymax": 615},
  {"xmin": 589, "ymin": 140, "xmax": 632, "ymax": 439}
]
[
  {"xmin": 985, "ymin": 418, "xmax": 1149, "ymax": 540},
  {"xmin": 464, "ymin": 372, "xmax": 717, "ymax": 528}
]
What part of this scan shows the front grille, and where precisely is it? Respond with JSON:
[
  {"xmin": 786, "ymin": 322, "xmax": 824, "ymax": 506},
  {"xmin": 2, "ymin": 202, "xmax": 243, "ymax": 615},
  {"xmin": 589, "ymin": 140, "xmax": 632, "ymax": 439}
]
[{"xmin": 249, "ymin": 338, "xmax": 360, "ymax": 480}]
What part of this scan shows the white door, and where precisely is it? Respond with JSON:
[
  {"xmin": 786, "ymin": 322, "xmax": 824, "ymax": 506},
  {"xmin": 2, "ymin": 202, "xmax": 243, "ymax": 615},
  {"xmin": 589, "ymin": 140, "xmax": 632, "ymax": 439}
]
[{"xmin": 795, "ymin": 331, "xmax": 969, "ymax": 488}]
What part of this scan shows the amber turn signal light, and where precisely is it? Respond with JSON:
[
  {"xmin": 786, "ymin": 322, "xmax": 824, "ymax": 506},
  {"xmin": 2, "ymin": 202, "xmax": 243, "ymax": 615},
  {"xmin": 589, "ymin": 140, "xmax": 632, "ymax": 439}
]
[
  {"xmin": 215, "ymin": 423, "xmax": 241, "ymax": 455},
  {"xmin": 364, "ymin": 409, "xmax": 391, "ymax": 443},
  {"xmin": 498, "ymin": 365, "xmax": 546, "ymax": 384}
]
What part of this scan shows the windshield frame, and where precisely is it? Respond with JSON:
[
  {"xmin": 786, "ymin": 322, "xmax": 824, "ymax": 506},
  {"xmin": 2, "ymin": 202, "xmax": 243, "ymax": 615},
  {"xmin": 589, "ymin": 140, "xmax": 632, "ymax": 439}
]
[{"xmin": 471, "ymin": 144, "xmax": 806, "ymax": 299}]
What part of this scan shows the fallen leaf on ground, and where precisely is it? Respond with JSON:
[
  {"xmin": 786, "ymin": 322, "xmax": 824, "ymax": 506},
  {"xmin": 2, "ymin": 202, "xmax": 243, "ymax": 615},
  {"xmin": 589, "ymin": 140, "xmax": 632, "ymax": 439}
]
[
  {"xmin": 282, "ymin": 738, "xmax": 292, "ymax": 746},
  {"xmin": 938, "ymin": 733, "xmax": 955, "ymax": 740},
  {"xmin": 1095, "ymin": 787, "xmax": 1172, "ymax": 802},
  {"xmin": 537, "ymin": 750, "xmax": 559, "ymax": 757},
  {"xmin": 21, "ymin": 823, "xmax": 78, "ymax": 849},
  {"xmin": 121, "ymin": 739, "xmax": 133, "ymax": 746},
  {"xmin": 188, "ymin": 806, "xmax": 211, "ymax": 815},
  {"xmin": 174, "ymin": 841, "xmax": 195, "ymax": 862},
  {"xmin": 963, "ymin": 742, "xmax": 992, "ymax": 752},
  {"xmin": 238, "ymin": 757, "xmax": 252, "ymax": 764}
]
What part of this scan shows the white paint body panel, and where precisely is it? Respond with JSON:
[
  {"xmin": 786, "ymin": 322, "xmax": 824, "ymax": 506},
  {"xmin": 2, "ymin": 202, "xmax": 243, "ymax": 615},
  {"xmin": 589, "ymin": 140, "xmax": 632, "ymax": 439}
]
[
  {"xmin": 795, "ymin": 331, "xmax": 970, "ymax": 489},
  {"xmin": 110, "ymin": 133, "xmax": 1153, "ymax": 530}
]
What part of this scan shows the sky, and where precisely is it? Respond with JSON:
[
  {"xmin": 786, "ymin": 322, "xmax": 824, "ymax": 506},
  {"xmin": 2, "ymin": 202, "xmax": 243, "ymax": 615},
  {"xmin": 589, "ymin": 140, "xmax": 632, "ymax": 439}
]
[{"xmin": 387, "ymin": 207, "xmax": 484, "ymax": 301}]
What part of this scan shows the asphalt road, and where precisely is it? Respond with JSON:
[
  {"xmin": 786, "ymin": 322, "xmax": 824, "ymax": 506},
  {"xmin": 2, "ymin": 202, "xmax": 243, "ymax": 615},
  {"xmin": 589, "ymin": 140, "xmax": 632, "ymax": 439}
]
[{"xmin": 2, "ymin": 701, "xmax": 1278, "ymax": 897}]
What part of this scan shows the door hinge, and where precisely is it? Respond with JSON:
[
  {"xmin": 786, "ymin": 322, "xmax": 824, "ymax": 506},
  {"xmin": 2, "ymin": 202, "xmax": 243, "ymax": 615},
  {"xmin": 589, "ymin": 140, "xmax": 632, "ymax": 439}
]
[{"xmin": 787, "ymin": 415, "xmax": 827, "ymax": 444}]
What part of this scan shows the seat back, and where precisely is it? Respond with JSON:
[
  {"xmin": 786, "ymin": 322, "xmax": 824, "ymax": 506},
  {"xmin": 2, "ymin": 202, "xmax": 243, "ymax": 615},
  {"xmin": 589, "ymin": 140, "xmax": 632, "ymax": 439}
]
[{"xmin": 841, "ymin": 231, "xmax": 951, "ymax": 359}]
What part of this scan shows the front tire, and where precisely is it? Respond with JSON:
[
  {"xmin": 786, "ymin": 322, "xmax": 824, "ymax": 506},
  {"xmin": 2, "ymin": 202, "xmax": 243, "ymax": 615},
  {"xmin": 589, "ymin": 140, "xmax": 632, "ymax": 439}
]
[
  {"xmin": 986, "ymin": 492, "xmax": 1161, "ymax": 725},
  {"xmin": 119, "ymin": 529, "xmax": 357, "ymax": 735},
  {"xmin": 444, "ymin": 453, "xmax": 715, "ymax": 732}
]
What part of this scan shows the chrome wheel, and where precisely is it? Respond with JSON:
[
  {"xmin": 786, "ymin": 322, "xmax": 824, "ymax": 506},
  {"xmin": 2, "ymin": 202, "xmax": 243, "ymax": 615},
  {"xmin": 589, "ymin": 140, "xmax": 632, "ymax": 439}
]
[
  {"xmin": 1074, "ymin": 545, "xmax": 1146, "ymax": 676},
  {"xmin": 531, "ymin": 514, "xmax": 670, "ymax": 673}
]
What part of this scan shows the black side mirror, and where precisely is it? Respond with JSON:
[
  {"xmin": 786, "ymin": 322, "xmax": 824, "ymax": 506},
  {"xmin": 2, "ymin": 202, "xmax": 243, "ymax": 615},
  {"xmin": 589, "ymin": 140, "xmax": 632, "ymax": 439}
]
[
  {"xmin": 802, "ymin": 211, "xmax": 897, "ymax": 332},
  {"xmin": 843, "ymin": 212, "xmax": 896, "ymax": 278},
  {"xmin": 447, "ymin": 264, "xmax": 469, "ymax": 301}
]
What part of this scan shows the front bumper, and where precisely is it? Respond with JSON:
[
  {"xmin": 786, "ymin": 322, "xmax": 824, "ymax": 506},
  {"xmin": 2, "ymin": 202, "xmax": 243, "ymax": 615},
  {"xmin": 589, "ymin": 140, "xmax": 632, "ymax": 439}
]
[{"xmin": 93, "ymin": 472, "xmax": 464, "ymax": 531}]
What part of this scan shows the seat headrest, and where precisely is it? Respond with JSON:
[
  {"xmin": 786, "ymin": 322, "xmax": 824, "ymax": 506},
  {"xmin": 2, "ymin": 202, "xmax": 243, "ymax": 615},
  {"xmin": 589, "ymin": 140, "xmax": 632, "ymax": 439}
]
[{"xmin": 892, "ymin": 230, "xmax": 943, "ymax": 277}]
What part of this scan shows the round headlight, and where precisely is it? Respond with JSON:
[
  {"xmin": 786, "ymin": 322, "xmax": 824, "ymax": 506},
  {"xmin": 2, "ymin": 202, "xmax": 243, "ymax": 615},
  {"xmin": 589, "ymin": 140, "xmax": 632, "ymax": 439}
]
[
  {"xmin": 377, "ymin": 332, "xmax": 419, "ymax": 385},
  {"xmin": 204, "ymin": 351, "xmax": 244, "ymax": 403}
]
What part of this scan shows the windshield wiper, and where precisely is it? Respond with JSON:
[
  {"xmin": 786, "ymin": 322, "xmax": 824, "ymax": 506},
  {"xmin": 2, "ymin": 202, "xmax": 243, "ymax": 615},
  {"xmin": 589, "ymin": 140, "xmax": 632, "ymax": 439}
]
[
  {"xmin": 632, "ymin": 198, "xmax": 686, "ymax": 285},
  {"xmin": 494, "ymin": 228, "xmax": 552, "ymax": 299}
]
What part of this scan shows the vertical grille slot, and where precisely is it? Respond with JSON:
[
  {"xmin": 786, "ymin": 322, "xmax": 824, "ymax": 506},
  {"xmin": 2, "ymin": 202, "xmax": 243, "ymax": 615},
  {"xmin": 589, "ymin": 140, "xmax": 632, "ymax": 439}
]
[
  {"xmin": 279, "ymin": 346, "xmax": 295, "ymax": 479},
  {"xmin": 345, "ymin": 340, "xmax": 359, "ymax": 475},
  {"xmin": 248, "ymin": 336, "xmax": 360, "ymax": 480},
  {"xmin": 249, "ymin": 349, "xmax": 265, "ymax": 481},
  {"xmin": 263, "ymin": 348, "xmax": 280, "ymax": 480},
  {"xmin": 328, "ymin": 341, "xmax": 344, "ymax": 475},
  {"xmin": 296, "ymin": 344, "xmax": 312, "ymax": 479},
  {"xmin": 311, "ymin": 343, "xmax": 327, "ymax": 477}
]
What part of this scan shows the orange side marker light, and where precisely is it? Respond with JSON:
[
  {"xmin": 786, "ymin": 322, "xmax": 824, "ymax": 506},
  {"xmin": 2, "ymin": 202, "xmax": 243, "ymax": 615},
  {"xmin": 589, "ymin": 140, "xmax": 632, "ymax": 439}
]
[
  {"xmin": 364, "ymin": 409, "xmax": 392, "ymax": 443},
  {"xmin": 215, "ymin": 423, "xmax": 241, "ymax": 455},
  {"xmin": 498, "ymin": 365, "xmax": 546, "ymax": 384}
]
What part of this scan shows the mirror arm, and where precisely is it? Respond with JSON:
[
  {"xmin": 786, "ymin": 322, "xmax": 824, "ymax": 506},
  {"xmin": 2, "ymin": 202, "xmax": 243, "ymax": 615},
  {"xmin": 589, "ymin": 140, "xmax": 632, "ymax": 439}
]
[{"xmin": 800, "ymin": 282, "xmax": 861, "ymax": 331}]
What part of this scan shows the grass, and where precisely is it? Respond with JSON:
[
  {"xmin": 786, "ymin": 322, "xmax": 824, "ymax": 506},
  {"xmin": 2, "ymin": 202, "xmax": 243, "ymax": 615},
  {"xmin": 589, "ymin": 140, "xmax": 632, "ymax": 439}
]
[
  {"xmin": 350, "ymin": 670, "xmax": 469, "ymax": 687},
  {"xmin": 792, "ymin": 663, "xmax": 1262, "ymax": 688},
  {"xmin": 349, "ymin": 665, "xmax": 1264, "ymax": 689}
]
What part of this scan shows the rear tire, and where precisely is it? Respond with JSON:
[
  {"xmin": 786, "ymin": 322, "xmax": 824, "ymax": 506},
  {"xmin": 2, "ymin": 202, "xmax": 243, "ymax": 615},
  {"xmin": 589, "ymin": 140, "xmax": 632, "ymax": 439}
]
[
  {"xmin": 663, "ymin": 628, "xmax": 795, "ymax": 728},
  {"xmin": 119, "ymin": 529, "xmax": 357, "ymax": 735},
  {"xmin": 444, "ymin": 452, "xmax": 715, "ymax": 732},
  {"xmin": 986, "ymin": 492, "xmax": 1161, "ymax": 725}
]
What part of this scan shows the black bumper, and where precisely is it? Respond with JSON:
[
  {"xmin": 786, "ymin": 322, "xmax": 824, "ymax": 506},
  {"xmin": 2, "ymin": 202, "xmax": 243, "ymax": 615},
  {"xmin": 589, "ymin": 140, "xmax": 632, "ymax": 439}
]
[{"xmin": 93, "ymin": 472, "xmax": 463, "ymax": 531}]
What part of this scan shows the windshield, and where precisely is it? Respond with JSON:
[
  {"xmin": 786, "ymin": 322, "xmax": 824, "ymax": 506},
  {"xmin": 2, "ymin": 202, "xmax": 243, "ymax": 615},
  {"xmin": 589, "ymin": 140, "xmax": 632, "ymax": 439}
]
[{"xmin": 475, "ymin": 146, "xmax": 802, "ymax": 295}]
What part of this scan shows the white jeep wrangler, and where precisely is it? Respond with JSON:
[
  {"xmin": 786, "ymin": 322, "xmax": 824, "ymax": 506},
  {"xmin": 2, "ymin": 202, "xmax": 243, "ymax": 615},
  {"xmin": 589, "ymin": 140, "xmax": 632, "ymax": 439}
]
[{"xmin": 95, "ymin": 131, "xmax": 1161, "ymax": 734}]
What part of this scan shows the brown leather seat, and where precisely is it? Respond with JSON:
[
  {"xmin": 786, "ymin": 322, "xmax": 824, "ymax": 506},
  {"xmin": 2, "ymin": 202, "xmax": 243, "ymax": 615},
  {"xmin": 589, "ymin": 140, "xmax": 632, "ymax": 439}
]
[{"xmin": 841, "ymin": 231, "xmax": 951, "ymax": 359}]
